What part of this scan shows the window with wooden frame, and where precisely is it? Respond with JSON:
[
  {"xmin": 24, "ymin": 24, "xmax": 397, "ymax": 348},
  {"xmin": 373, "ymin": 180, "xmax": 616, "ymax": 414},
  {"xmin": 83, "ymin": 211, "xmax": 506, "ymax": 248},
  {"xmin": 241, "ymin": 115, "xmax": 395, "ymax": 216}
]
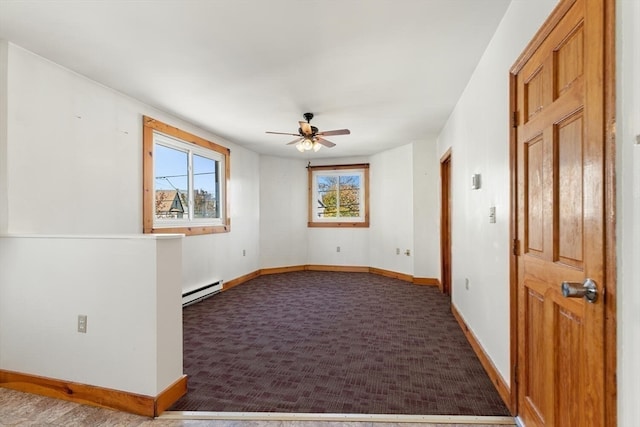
[
  {"xmin": 308, "ymin": 164, "xmax": 369, "ymax": 227},
  {"xmin": 143, "ymin": 116, "xmax": 230, "ymax": 235}
]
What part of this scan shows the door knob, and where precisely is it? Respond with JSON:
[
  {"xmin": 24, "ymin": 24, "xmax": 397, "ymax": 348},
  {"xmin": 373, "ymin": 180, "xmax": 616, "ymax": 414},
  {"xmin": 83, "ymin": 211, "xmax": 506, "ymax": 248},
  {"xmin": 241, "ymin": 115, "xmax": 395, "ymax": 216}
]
[{"xmin": 561, "ymin": 278, "xmax": 598, "ymax": 303}]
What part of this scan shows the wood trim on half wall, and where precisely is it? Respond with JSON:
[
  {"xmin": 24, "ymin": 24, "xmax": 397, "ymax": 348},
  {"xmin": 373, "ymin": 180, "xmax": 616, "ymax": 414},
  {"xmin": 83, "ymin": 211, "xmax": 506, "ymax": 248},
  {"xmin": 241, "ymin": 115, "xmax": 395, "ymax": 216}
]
[{"xmin": 0, "ymin": 370, "xmax": 187, "ymax": 417}]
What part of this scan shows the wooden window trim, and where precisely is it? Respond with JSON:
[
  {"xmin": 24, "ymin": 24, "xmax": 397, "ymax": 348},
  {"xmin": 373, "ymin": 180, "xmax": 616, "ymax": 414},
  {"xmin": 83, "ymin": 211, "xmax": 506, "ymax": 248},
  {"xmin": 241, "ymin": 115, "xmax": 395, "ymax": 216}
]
[
  {"xmin": 307, "ymin": 163, "xmax": 370, "ymax": 228},
  {"xmin": 143, "ymin": 116, "xmax": 230, "ymax": 236}
]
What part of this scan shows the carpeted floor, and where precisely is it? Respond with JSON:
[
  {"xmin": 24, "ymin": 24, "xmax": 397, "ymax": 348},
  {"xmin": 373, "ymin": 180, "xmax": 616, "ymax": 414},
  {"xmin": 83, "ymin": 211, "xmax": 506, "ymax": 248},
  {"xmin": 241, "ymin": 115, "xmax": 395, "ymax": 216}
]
[{"xmin": 170, "ymin": 271, "xmax": 510, "ymax": 416}]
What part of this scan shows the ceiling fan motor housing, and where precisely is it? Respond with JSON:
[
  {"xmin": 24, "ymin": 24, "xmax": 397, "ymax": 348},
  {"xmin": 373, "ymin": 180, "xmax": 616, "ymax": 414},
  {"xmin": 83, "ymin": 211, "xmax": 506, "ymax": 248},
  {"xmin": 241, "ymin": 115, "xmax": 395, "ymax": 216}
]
[{"xmin": 299, "ymin": 125, "xmax": 319, "ymax": 136}]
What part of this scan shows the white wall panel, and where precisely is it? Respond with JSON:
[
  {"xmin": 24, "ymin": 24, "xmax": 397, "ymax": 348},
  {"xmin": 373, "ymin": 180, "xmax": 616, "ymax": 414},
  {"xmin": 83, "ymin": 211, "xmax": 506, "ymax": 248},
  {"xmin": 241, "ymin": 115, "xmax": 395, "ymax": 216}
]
[
  {"xmin": 369, "ymin": 144, "xmax": 414, "ymax": 275},
  {"xmin": 259, "ymin": 155, "xmax": 308, "ymax": 269},
  {"xmin": 0, "ymin": 41, "xmax": 7, "ymax": 235},
  {"xmin": 0, "ymin": 234, "xmax": 182, "ymax": 396},
  {"xmin": 617, "ymin": 0, "xmax": 640, "ymax": 424},
  {"xmin": 307, "ymin": 227, "xmax": 370, "ymax": 267},
  {"xmin": 412, "ymin": 139, "xmax": 440, "ymax": 279},
  {"xmin": 436, "ymin": 0, "xmax": 558, "ymax": 384}
]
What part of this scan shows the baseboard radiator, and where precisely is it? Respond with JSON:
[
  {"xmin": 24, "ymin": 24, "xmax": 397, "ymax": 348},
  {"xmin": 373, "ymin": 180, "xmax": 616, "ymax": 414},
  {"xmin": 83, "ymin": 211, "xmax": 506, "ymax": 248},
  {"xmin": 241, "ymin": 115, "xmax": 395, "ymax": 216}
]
[{"xmin": 182, "ymin": 280, "xmax": 223, "ymax": 307}]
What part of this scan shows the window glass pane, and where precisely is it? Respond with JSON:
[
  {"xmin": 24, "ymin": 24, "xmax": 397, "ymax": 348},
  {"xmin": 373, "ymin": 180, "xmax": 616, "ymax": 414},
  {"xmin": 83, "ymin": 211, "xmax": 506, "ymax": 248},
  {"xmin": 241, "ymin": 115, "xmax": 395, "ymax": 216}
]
[
  {"xmin": 193, "ymin": 154, "xmax": 219, "ymax": 219},
  {"xmin": 317, "ymin": 175, "xmax": 338, "ymax": 218},
  {"xmin": 154, "ymin": 143, "xmax": 188, "ymax": 219},
  {"xmin": 339, "ymin": 175, "xmax": 360, "ymax": 217}
]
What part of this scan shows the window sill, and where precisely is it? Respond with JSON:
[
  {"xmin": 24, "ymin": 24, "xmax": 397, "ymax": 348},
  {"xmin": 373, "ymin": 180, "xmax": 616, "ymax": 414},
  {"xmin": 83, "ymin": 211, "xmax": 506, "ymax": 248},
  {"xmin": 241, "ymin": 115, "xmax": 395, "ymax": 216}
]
[
  {"xmin": 307, "ymin": 221, "xmax": 369, "ymax": 228},
  {"xmin": 145, "ymin": 224, "xmax": 230, "ymax": 236}
]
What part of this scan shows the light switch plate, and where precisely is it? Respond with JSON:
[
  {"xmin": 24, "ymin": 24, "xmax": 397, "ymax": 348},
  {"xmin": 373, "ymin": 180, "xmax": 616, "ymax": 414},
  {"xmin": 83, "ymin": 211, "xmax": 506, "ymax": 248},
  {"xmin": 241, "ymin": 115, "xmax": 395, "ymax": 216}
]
[{"xmin": 471, "ymin": 174, "xmax": 481, "ymax": 190}]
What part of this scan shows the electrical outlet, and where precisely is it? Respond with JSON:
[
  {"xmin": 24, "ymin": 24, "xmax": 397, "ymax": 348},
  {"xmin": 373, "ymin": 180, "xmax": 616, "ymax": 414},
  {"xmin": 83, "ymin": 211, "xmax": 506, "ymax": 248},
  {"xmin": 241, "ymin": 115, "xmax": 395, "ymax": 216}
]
[
  {"xmin": 404, "ymin": 249, "xmax": 411, "ymax": 256},
  {"xmin": 336, "ymin": 246, "xmax": 341, "ymax": 253},
  {"xmin": 396, "ymin": 248, "xmax": 400, "ymax": 255},
  {"xmin": 77, "ymin": 315, "xmax": 87, "ymax": 333},
  {"xmin": 242, "ymin": 249, "xmax": 246, "ymax": 256},
  {"xmin": 489, "ymin": 206, "xmax": 496, "ymax": 223}
]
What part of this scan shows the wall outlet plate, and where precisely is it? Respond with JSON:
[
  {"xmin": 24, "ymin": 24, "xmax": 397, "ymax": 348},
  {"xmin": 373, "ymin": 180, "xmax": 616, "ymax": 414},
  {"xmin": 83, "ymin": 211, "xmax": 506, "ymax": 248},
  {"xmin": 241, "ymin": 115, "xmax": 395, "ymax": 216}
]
[{"xmin": 77, "ymin": 315, "xmax": 87, "ymax": 333}]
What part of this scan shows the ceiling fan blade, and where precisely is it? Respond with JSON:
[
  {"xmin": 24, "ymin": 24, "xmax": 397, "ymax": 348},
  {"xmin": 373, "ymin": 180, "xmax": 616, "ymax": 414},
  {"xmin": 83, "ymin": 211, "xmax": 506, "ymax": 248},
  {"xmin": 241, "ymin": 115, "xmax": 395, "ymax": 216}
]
[
  {"xmin": 299, "ymin": 121, "xmax": 312, "ymax": 136},
  {"xmin": 286, "ymin": 137, "xmax": 303, "ymax": 145},
  {"xmin": 266, "ymin": 131, "xmax": 301, "ymax": 136},
  {"xmin": 317, "ymin": 137, "xmax": 336, "ymax": 148},
  {"xmin": 317, "ymin": 129, "xmax": 350, "ymax": 136}
]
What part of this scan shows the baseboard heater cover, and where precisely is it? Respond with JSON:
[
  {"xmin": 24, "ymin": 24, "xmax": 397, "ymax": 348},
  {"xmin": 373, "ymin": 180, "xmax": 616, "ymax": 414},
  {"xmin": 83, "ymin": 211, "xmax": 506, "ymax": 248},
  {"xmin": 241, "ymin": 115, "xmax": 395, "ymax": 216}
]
[{"xmin": 182, "ymin": 280, "xmax": 223, "ymax": 307}]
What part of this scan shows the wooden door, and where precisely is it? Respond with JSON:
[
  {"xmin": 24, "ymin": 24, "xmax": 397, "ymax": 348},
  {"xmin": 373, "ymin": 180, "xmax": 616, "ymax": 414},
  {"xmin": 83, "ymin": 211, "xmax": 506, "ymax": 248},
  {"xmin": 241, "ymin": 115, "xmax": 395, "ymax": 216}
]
[
  {"xmin": 440, "ymin": 149, "xmax": 452, "ymax": 296},
  {"xmin": 512, "ymin": 0, "xmax": 607, "ymax": 426}
]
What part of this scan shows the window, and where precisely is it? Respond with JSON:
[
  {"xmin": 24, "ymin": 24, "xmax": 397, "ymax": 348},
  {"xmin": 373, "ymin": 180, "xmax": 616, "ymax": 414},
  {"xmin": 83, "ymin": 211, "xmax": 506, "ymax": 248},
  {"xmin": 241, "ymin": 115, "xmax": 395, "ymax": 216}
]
[
  {"xmin": 308, "ymin": 164, "xmax": 369, "ymax": 227},
  {"xmin": 143, "ymin": 116, "xmax": 230, "ymax": 235}
]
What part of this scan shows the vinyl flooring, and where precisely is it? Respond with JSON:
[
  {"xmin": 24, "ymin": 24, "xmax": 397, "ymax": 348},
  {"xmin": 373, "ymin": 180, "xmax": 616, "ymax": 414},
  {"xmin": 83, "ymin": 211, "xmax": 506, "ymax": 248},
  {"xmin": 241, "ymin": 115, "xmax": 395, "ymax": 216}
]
[{"xmin": 0, "ymin": 388, "xmax": 516, "ymax": 426}]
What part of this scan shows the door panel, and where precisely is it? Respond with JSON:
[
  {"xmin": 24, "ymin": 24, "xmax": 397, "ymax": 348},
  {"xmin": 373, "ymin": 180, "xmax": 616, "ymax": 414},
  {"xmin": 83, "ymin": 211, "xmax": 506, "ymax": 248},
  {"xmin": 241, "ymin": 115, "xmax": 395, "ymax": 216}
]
[
  {"xmin": 514, "ymin": 0, "xmax": 606, "ymax": 426},
  {"xmin": 557, "ymin": 112, "xmax": 584, "ymax": 267}
]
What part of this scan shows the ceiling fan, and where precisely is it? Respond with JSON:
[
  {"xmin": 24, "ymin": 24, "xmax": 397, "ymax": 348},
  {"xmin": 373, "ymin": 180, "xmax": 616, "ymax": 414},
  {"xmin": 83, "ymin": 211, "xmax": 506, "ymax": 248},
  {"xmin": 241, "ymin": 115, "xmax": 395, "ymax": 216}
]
[{"xmin": 266, "ymin": 112, "xmax": 350, "ymax": 152}]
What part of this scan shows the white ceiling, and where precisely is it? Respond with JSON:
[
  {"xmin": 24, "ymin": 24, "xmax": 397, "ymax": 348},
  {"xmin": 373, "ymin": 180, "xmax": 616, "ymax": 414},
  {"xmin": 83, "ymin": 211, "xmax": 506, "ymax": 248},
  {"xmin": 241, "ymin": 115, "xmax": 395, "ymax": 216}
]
[{"xmin": 0, "ymin": 0, "xmax": 511, "ymax": 158}]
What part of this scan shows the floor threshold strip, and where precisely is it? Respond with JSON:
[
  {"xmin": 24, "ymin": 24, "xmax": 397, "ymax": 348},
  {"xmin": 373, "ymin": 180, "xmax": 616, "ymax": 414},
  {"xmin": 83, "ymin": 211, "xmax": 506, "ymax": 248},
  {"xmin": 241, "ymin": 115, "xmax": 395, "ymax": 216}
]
[{"xmin": 158, "ymin": 411, "xmax": 516, "ymax": 424}]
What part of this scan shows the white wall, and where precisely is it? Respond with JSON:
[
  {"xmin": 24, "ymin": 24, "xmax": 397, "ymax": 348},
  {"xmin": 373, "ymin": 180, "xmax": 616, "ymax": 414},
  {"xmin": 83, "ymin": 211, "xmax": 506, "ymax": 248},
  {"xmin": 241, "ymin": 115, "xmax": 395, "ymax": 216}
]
[
  {"xmin": 182, "ymin": 146, "xmax": 261, "ymax": 288},
  {"xmin": 4, "ymin": 43, "xmax": 261, "ymax": 291},
  {"xmin": 617, "ymin": 1, "xmax": 640, "ymax": 425},
  {"xmin": 0, "ymin": 41, "xmax": 7, "ymax": 234},
  {"xmin": 412, "ymin": 138, "xmax": 441, "ymax": 279},
  {"xmin": 259, "ymin": 155, "xmax": 308, "ymax": 269},
  {"xmin": 0, "ymin": 234, "xmax": 183, "ymax": 396},
  {"xmin": 369, "ymin": 144, "xmax": 414, "ymax": 274},
  {"xmin": 436, "ymin": 0, "xmax": 558, "ymax": 384}
]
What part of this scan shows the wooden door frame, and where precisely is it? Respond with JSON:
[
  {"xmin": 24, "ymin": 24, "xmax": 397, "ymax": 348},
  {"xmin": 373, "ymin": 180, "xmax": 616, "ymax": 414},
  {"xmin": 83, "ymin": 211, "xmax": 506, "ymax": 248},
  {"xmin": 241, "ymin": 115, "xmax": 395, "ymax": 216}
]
[
  {"xmin": 508, "ymin": 0, "xmax": 616, "ymax": 424},
  {"xmin": 440, "ymin": 148, "xmax": 452, "ymax": 296}
]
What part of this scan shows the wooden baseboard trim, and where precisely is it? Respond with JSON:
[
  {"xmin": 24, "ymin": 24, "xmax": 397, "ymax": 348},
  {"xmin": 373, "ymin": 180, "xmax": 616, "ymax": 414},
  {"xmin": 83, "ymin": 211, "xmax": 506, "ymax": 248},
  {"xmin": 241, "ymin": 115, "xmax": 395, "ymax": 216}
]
[
  {"xmin": 413, "ymin": 277, "xmax": 440, "ymax": 286},
  {"xmin": 450, "ymin": 306, "xmax": 513, "ymax": 414},
  {"xmin": 306, "ymin": 265, "xmax": 370, "ymax": 273},
  {"xmin": 223, "ymin": 270, "xmax": 260, "ymax": 291},
  {"xmin": 154, "ymin": 375, "xmax": 188, "ymax": 416},
  {"xmin": 260, "ymin": 265, "xmax": 306, "ymax": 275},
  {"xmin": 0, "ymin": 369, "xmax": 187, "ymax": 417},
  {"xmin": 228, "ymin": 266, "xmax": 438, "ymax": 289},
  {"xmin": 369, "ymin": 267, "xmax": 413, "ymax": 283}
]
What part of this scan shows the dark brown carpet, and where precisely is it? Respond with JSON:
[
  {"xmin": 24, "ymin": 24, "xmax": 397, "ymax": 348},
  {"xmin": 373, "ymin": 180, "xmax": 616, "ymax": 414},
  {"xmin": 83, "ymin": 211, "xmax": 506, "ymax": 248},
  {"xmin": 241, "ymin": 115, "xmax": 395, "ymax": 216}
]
[{"xmin": 170, "ymin": 271, "xmax": 510, "ymax": 415}]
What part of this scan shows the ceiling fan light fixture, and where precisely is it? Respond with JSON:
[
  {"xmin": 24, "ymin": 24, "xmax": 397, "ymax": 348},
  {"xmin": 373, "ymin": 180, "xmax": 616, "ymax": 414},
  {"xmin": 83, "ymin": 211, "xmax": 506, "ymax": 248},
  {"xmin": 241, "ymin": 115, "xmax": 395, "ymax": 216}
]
[{"xmin": 266, "ymin": 112, "xmax": 348, "ymax": 152}]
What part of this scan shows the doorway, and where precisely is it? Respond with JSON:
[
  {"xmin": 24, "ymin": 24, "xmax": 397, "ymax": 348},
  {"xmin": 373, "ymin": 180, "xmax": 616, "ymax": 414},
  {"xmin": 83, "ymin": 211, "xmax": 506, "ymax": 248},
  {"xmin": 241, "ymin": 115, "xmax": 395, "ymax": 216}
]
[{"xmin": 440, "ymin": 149, "xmax": 452, "ymax": 297}]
